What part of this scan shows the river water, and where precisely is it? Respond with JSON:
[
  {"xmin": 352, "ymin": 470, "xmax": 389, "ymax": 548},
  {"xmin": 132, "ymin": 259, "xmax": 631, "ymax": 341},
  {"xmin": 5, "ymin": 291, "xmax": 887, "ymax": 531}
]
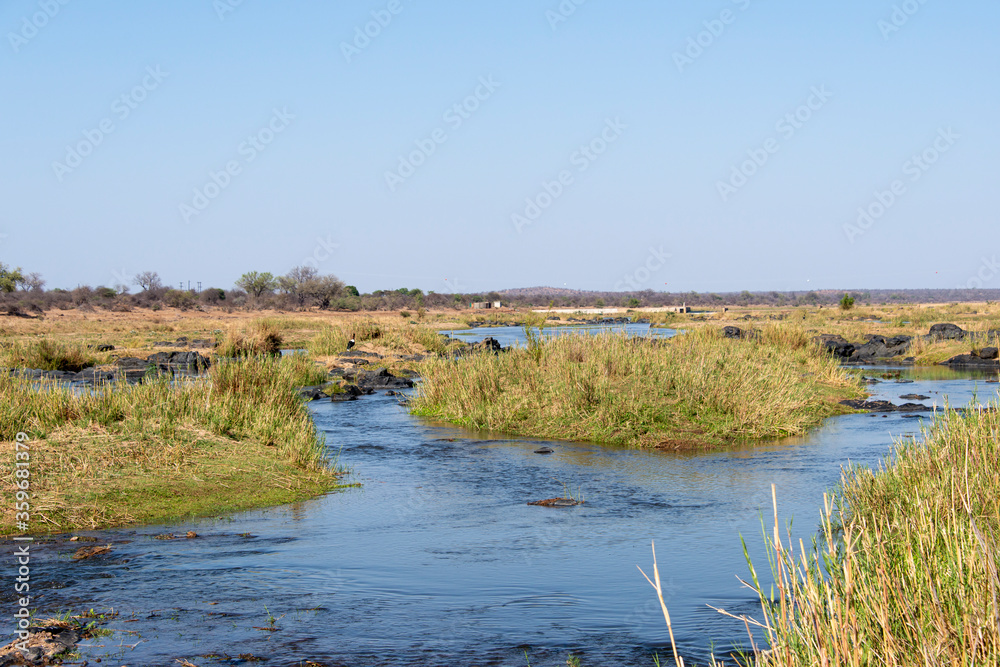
[{"xmin": 8, "ymin": 325, "xmax": 1000, "ymax": 666}]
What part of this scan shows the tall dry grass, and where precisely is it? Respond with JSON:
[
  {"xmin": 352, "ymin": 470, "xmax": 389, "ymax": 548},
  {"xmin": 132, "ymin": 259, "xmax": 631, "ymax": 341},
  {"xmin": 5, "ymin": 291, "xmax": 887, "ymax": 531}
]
[
  {"xmin": 215, "ymin": 318, "xmax": 283, "ymax": 356},
  {"xmin": 411, "ymin": 327, "xmax": 862, "ymax": 449},
  {"xmin": 725, "ymin": 403, "xmax": 1000, "ymax": 666}
]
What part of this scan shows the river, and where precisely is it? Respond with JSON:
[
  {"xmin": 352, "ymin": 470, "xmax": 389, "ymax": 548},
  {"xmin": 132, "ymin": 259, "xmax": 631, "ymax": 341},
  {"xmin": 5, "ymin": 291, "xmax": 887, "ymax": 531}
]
[{"xmin": 8, "ymin": 325, "xmax": 999, "ymax": 666}]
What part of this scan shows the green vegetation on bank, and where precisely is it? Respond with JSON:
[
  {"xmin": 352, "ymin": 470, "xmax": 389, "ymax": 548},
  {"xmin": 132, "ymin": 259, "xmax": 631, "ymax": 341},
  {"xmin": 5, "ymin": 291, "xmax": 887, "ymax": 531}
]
[
  {"xmin": 0, "ymin": 339, "xmax": 112, "ymax": 372},
  {"xmin": 0, "ymin": 356, "xmax": 344, "ymax": 534},
  {"xmin": 410, "ymin": 327, "xmax": 863, "ymax": 449},
  {"xmin": 736, "ymin": 403, "xmax": 1000, "ymax": 666}
]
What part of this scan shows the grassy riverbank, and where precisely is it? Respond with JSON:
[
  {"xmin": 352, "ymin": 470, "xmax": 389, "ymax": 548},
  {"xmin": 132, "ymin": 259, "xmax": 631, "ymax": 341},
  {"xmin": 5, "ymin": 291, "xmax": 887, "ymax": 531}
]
[
  {"xmin": 739, "ymin": 403, "xmax": 1000, "ymax": 665},
  {"xmin": 0, "ymin": 356, "xmax": 345, "ymax": 534},
  {"xmin": 411, "ymin": 327, "xmax": 864, "ymax": 449}
]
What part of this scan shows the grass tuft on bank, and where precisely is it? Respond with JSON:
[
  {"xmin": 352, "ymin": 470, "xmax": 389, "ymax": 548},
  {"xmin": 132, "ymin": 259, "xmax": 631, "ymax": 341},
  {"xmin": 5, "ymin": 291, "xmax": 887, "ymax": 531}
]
[
  {"xmin": 410, "ymin": 326, "xmax": 863, "ymax": 449},
  {"xmin": 740, "ymin": 403, "xmax": 1000, "ymax": 666},
  {"xmin": 0, "ymin": 339, "xmax": 109, "ymax": 372},
  {"xmin": 0, "ymin": 356, "xmax": 344, "ymax": 534}
]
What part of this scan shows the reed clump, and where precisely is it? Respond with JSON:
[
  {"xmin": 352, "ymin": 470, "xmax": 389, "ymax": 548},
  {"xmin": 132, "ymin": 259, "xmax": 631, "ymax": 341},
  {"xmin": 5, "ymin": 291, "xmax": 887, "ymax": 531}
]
[
  {"xmin": 734, "ymin": 404, "xmax": 1000, "ymax": 666},
  {"xmin": 0, "ymin": 339, "xmax": 106, "ymax": 372},
  {"xmin": 308, "ymin": 317, "xmax": 456, "ymax": 357},
  {"xmin": 411, "ymin": 326, "xmax": 862, "ymax": 449},
  {"xmin": 0, "ymin": 356, "xmax": 340, "ymax": 533},
  {"xmin": 216, "ymin": 318, "xmax": 283, "ymax": 357}
]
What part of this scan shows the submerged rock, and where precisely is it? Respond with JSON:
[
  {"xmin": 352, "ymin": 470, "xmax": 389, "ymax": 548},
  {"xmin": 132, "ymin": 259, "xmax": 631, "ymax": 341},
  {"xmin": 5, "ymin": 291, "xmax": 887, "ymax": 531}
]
[{"xmin": 528, "ymin": 497, "xmax": 584, "ymax": 507}]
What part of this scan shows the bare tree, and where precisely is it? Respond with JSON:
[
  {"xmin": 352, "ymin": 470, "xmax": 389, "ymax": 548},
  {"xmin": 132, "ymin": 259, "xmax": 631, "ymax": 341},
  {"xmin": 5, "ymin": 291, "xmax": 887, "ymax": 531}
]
[
  {"xmin": 133, "ymin": 271, "xmax": 162, "ymax": 292},
  {"xmin": 22, "ymin": 272, "xmax": 45, "ymax": 292}
]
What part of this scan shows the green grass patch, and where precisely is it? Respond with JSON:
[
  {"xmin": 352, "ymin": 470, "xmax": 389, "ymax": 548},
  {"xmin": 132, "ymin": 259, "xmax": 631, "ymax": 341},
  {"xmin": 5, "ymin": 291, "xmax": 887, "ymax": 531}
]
[
  {"xmin": 0, "ymin": 356, "xmax": 345, "ymax": 534},
  {"xmin": 410, "ymin": 326, "xmax": 863, "ymax": 449}
]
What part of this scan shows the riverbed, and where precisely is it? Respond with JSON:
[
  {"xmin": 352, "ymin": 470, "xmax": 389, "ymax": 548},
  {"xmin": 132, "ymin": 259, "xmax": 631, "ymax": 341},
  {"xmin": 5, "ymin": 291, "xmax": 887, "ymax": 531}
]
[{"xmin": 6, "ymin": 326, "xmax": 999, "ymax": 666}]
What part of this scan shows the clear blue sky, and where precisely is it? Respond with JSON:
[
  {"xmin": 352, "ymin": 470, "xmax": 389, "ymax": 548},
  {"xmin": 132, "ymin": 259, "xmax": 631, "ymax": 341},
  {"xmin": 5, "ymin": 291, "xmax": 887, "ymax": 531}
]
[{"xmin": 2, "ymin": 1, "xmax": 997, "ymax": 294}]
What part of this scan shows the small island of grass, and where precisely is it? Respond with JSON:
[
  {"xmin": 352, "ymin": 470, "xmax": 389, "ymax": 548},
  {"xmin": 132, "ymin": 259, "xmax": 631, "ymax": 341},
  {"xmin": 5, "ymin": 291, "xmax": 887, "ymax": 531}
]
[{"xmin": 410, "ymin": 326, "xmax": 866, "ymax": 449}]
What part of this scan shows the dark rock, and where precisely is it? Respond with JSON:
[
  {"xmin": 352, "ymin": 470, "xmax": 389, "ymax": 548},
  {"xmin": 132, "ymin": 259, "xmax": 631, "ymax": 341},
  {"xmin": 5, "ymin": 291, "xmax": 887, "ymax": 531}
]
[
  {"xmin": 987, "ymin": 329, "xmax": 1000, "ymax": 342},
  {"xmin": 533, "ymin": 446, "xmax": 554, "ymax": 454},
  {"xmin": 941, "ymin": 354, "xmax": 1000, "ymax": 367},
  {"xmin": 115, "ymin": 356, "xmax": 152, "ymax": 369},
  {"xmin": 840, "ymin": 399, "xmax": 932, "ymax": 412},
  {"xmin": 152, "ymin": 341, "xmax": 174, "ymax": 347},
  {"xmin": 721, "ymin": 326, "xmax": 743, "ymax": 339},
  {"xmin": 385, "ymin": 390, "xmax": 398, "ymax": 396},
  {"xmin": 847, "ymin": 335, "xmax": 912, "ymax": 362},
  {"xmin": 345, "ymin": 367, "xmax": 414, "ymax": 390},
  {"xmin": 190, "ymin": 339, "xmax": 213, "ymax": 349},
  {"xmin": 298, "ymin": 386, "xmax": 328, "ymax": 401},
  {"xmin": 927, "ymin": 323, "xmax": 966, "ymax": 341},
  {"xmin": 329, "ymin": 393, "xmax": 357, "ymax": 402},
  {"xmin": 472, "ymin": 337, "xmax": 503, "ymax": 353},
  {"xmin": 146, "ymin": 351, "xmax": 211, "ymax": 369},
  {"xmin": 978, "ymin": 347, "xmax": 999, "ymax": 360},
  {"xmin": 899, "ymin": 394, "xmax": 930, "ymax": 400},
  {"xmin": 815, "ymin": 334, "xmax": 856, "ymax": 358}
]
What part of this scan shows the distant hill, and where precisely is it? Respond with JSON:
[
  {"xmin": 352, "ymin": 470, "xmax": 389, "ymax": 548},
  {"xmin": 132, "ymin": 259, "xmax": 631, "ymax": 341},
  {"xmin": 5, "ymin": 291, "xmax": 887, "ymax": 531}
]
[
  {"xmin": 490, "ymin": 286, "xmax": 1000, "ymax": 308},
  {"xmin": 499, "ymin": 286, "xmax": 597, "ymax": 298}
]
